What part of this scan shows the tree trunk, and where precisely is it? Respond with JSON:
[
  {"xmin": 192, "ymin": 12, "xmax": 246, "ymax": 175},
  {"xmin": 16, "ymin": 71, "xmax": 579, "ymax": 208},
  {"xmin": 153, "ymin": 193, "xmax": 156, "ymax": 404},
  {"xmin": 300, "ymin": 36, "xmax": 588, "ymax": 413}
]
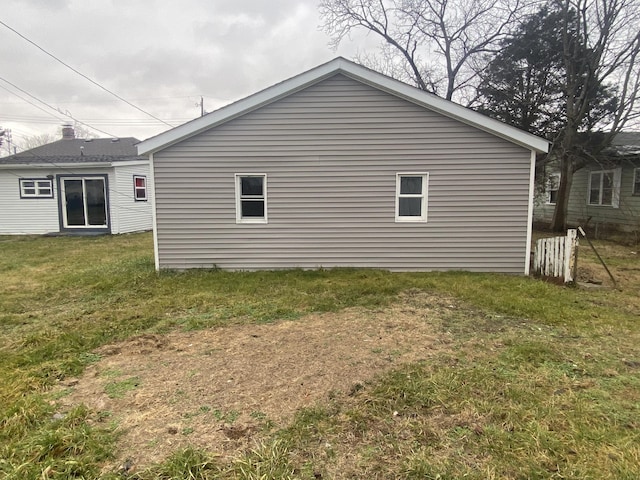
[{"xmin": 550, "ymin": 153, "xmax": 574, "ymax": 232}]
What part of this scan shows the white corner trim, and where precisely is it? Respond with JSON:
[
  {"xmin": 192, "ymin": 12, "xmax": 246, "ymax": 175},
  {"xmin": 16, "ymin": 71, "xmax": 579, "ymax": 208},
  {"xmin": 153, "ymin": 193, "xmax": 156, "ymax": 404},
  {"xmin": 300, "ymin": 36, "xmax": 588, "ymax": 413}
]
[
  {"xmin": 149, "ymin": 153, "xmax": 160, "ymax": 271},
  {"xmin": 525, "ymin": 150, "xmax": 536, "ymax": 275},
  {"xmin": 137, "ymin": 57, "xmax": 550, "ymax": 156}
]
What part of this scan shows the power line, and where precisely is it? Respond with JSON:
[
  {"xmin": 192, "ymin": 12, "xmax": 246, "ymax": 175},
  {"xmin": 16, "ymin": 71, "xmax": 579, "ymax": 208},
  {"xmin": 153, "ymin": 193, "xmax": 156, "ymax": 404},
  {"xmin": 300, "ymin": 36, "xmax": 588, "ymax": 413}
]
[
  {"xmin": 0, "ymin": 18, "xmax": 175, "ymax": 128},
  {"xmin": 0, "ymin": 75, "xmax": 116, "ymax": 137},
  {"xmin": 2, "ymin": 140, "xmax": 151, "ymax": 209},
  {"xmin": 0, "ymin": 82, "xmax": 66, "ymax": 123}
]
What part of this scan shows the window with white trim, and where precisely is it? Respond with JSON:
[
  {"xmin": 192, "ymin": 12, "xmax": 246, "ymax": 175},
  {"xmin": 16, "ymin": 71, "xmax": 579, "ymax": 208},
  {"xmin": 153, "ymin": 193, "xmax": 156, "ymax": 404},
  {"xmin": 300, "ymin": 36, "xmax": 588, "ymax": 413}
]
[
  {"xmin": 19, "ymin": 178, "xmax": 53, "ymax": 198},
  {"xmin": 588, "ymin": 169, "xmax": 621, "ymax": 207},
  {"xmin": 235, "ymin": 174, "xmax": 267, "ymax": 223},
  {"xmin": 396, "ymin": 173, "xmax": 428, "ymax": 222},
  {"xmin": 133, "ymin": 175, "xmax": 147, "ymax": 201},
  {"xmin": 546, "ymin": 173, "xmax": 560, "ymax": 205},
  {"xmin": 633, "ymin": 168, "xmax": 640, "ymax": 196}
]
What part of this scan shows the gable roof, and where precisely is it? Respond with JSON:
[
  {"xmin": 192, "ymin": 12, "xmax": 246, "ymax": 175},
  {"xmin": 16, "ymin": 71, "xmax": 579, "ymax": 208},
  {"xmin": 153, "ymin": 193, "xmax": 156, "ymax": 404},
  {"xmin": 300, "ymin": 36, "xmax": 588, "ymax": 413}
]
[
  {"xmin": 0, "ymin": 137, "xmax": 145, "ymax": 166},
  {"xmin": 138, "ymin": 57, "xmax": 550, "ymax": 155}
]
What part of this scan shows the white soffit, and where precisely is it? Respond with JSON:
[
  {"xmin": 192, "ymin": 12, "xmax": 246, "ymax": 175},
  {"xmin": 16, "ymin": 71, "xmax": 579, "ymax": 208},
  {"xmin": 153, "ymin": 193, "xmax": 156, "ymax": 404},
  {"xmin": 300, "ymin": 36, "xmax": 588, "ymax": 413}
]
[{"xmin": 137, "ymin": 57, "xmax": 550, "ymax": 155}]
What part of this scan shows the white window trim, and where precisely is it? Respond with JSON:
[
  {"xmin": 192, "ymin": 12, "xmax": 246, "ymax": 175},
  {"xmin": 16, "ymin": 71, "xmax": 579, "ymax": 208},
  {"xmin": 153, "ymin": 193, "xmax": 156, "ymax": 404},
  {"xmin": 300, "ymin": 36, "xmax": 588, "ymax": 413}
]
[
  {"xmin": 235, "ymin": 173, "xmax": 268, "ymax": 224},
  {"xmin": 546, "ymin": 173, "xmax": 560, "ymax": 205},
  {"xmin": 133, "ymin": 175, "xmax": 148, "ymax": 201},
  {"xmin": 19, "ymin": 178, "xmax": 53, "ymax": 198},
  {"xmin": 588, "ymin": 168, "xmax": 621, "ymax": 208},
  {"xmin": 633, "ymin": 168, "xmax": 640, "ymax": 196},
  {"xmin": 395, "ymin": 172, "xmax": 429, "ymax": 223}
]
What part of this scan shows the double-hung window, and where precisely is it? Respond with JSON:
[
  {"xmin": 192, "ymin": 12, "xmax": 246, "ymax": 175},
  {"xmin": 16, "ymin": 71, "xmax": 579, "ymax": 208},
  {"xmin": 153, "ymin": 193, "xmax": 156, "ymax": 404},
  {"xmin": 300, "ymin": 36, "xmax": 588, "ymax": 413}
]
[
  {"xmin": 588, "ymin": 169, "xmax": 621, "ymax": 207},
  {"xmin": 235, "ymin": 174, "xmax": 267, "ymax": 223},
  {"xmin": 396, "ymin": 173, "xmax": 428, "ymax": 222},
  {"xmin": 546, "ymin": 173, "xmax": 560, "ymax": 205},
  {"xmin": 633, "ymin": 168, "xmax": 640, "ymax": 196},
  {"xmin": 20, "ymin": 178, "xmax": 53, "ymax": 198},
  {"xmin": 133, "ymin": 175, "xmax": 147, "ymax": 201}
]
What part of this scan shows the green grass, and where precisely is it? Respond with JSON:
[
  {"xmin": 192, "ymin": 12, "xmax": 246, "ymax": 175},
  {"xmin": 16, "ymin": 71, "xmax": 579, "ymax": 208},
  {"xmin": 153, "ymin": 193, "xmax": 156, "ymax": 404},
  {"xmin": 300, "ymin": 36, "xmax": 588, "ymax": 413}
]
[
  {"xmin": 1, "ymin": 232, "xmax": 639, "ymax": 479},
  {"xmin": 104, "ymin": 377, "xmax": 140, "ymax": 399}
]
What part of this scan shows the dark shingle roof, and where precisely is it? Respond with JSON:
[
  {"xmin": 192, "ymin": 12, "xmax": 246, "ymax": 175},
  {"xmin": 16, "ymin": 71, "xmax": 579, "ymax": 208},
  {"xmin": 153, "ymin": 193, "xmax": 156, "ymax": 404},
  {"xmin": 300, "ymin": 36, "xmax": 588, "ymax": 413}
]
[
  {"xmin": 0, "ymin": 137, "xmax": 146, "ymax": 165},
  {"xmin": 611, "ymin": 132, "xmax": 640, "ymax": 156},
  {"xmin": 612, "ymin": 132, "xmax": 640, "ymax": 146}
]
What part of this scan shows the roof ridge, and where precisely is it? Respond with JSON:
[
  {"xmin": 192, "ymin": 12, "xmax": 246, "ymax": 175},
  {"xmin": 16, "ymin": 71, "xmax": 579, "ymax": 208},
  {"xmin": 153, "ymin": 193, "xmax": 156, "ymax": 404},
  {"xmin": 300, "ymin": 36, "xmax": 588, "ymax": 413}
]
[{"xmin": 138, "ymin": 57, "xmax": 549, "ymax": 155}]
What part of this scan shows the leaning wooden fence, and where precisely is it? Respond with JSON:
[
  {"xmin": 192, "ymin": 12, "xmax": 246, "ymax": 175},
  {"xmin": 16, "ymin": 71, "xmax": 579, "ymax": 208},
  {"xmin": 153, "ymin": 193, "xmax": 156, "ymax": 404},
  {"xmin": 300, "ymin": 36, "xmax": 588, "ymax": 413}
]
[{"xmin": 532, "ymin": 229, "xmax": 578, "ymax": 283}]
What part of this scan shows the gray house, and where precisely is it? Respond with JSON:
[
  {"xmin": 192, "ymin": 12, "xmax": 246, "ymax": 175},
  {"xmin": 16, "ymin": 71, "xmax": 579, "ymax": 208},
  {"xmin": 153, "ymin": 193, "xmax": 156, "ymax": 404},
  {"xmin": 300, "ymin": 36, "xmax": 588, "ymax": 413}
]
[
  {"xmin": 534, "ymin": 132, "xmax": 640, "ymax": 234},
  {"xmin": 0, "ymin": 127, "xmax": 152, "ymax": 235},
  {"xmin": 138, "ymin": 58, "xmax": 549, "ymax": 273}
]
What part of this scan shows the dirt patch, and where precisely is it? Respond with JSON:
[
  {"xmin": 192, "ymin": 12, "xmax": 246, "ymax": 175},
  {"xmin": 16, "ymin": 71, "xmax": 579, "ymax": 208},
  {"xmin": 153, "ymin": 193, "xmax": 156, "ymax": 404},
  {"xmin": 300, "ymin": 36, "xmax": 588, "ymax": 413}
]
[{"xmin": 55, "ymin": 292, "xmax": 459, "ymax": 472}]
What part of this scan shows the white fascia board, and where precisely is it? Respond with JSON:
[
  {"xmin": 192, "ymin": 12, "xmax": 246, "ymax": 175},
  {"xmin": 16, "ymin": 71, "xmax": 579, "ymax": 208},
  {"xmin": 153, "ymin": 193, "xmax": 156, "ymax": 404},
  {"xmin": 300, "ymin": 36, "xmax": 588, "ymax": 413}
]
[
  {"xmin": 137, "ymin": 57, "xmax": 550, "ymax": 155},
  {"xmin": 340, "ymin": 64, "xmax": 550, "ymax": 154},
  {"xmin": 137, "ymin": 60, "xmax": 347, "ymax": 155},
  {"xmin": 111, "ymin": 160, "xmax": 149, "ymax": 167}
]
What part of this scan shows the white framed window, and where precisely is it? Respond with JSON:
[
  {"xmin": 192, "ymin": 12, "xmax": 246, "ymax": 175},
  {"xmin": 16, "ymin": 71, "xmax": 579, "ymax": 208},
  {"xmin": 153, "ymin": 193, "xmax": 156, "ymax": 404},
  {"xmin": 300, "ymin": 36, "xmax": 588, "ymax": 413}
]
[
  {"xmin": 633, "ymin": 168, "xmax": 640, "ymax": 196},
  {"xmin": 546, "ymin": 173, "xmax": 560, "ymax": 205},
  {"xmin": 395, "ymin": 173, "xmax": 428, "ymax": 222},
  {"xmin": 235, "ymin": 174, "xmax": 267, "ymax": 224},
  {"xmin": 19, "ymin": 178, "xmax": 53, "ymax": 198},
  {"xmin": 588, "ymin": 169, "xmax": 621, "ymax": 207},
  {"xmin": 133, "ymin": 175, "xmax": 147, "ymax": 201}
]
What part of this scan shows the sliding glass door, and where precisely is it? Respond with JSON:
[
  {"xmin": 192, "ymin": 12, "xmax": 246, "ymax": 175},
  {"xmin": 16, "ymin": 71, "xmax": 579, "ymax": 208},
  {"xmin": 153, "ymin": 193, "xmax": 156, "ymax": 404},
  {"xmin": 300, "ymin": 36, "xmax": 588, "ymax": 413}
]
[{"xmin": 60, "ymin": 177, "xmax": 108, "ymax": 229}]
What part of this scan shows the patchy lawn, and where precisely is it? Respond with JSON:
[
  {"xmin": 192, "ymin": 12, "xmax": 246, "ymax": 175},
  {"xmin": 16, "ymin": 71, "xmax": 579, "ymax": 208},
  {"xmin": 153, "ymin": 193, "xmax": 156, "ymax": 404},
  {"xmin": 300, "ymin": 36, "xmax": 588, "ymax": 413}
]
[
  {"xmin": 56, "ymin": 292, "xmax": 456, "ymax": 472},
  {"xmin": 1, "ymin": 232, "xmax": 639, "ymax": 479}
]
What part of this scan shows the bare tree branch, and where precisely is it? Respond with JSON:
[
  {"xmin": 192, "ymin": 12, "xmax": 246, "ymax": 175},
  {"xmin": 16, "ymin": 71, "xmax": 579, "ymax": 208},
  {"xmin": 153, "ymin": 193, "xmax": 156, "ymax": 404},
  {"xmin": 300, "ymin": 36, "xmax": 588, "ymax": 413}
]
[{"xmin": 320, "ymin": 0, "xmax": 534, "ymax": 103}]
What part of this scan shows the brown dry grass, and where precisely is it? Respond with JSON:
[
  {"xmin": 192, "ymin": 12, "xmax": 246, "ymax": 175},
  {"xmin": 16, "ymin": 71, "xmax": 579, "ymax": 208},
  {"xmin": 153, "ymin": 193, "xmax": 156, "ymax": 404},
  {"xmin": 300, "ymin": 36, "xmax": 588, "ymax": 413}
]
[{"xmin": 55, "ymin": 292, "xmax": 459, "ymax": 473}]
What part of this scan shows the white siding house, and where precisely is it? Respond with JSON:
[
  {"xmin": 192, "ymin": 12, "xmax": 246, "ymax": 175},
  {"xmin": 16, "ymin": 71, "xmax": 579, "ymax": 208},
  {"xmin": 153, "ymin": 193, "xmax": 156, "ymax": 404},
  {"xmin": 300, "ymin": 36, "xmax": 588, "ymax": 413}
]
[
  {"xmin": 138, "ymin": 58, "xmax": 549, "ymax": 273},
  {"xmin": 0, "ymin": 132, "xmax": 152, "ymax": 235}
]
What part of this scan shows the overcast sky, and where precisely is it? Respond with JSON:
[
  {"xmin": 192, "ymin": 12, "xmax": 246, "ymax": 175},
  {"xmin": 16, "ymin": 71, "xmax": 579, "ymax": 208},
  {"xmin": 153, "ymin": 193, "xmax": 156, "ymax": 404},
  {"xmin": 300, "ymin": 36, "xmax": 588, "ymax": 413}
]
[{"xmin": 0, "ymin": 0, "xmax": 375, "ymax": 153}]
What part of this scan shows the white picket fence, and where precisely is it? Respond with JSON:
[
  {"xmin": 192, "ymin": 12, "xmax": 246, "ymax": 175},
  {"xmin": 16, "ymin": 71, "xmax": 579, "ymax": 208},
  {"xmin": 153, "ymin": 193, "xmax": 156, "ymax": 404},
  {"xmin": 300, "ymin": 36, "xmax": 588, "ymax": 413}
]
[{"xmin": 533, "ymin": 229, "xmax": 578, "ymax": 283}]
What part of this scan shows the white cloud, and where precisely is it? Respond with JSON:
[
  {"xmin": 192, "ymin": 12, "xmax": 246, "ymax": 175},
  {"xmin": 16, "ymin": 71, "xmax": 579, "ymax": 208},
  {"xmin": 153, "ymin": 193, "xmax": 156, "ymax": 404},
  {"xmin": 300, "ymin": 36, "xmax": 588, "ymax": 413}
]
[{"xmin": 0, "ymin": 0, "xmax": 381, "ymax": 150}]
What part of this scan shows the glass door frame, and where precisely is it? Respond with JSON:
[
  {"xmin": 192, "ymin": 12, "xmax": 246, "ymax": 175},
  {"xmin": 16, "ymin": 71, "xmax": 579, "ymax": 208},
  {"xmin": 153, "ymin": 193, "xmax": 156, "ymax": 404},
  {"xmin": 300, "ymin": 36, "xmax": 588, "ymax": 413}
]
[{"xmin": 57, "ymin": 174, "xmax": 111, "ymax": 232}]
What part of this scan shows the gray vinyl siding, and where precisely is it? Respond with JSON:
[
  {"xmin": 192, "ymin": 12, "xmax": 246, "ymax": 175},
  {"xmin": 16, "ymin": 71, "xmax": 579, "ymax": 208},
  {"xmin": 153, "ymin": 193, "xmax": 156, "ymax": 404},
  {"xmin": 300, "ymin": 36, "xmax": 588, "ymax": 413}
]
[
  {"xmin": 535, "ymin": 159, "xmax": 640, "ymax": 232},
  {"xmin": 152, "ymin": 74, "xmax": 533, "ymax": 272}
]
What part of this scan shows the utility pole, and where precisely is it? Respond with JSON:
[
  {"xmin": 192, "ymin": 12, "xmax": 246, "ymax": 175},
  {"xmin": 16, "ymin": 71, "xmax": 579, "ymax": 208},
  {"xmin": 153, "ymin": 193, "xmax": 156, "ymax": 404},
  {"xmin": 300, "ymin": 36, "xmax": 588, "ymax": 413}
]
[
  {"xmin": 0, "ymin": 128, "xmax": 12, "ymax": 156},
  {"xmin": 200, "ymin": 96, "xmax": 204, "ymax": 117}
]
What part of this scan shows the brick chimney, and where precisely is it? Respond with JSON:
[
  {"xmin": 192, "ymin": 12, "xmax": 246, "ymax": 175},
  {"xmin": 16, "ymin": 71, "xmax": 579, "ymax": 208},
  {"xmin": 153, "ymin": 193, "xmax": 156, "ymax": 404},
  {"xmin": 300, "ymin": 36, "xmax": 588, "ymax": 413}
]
[{"xmin": 62, "ymin": 124, "xmax": 75, "ymax": 140}]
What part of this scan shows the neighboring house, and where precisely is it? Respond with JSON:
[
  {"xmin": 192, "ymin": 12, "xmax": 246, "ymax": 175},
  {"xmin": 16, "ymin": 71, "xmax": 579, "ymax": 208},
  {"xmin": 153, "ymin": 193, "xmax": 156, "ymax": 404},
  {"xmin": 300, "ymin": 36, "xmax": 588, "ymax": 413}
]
[
  {"xmin": 138, "ymin": 57, "xmax": 549, "ymax": 273},
  {"xmin": 0, "ymin": 126, "xmax": 153, "ymax": 235},
  {"xmin": 534, "ymin": 132, "xmax": 640, "ymax": 233}
]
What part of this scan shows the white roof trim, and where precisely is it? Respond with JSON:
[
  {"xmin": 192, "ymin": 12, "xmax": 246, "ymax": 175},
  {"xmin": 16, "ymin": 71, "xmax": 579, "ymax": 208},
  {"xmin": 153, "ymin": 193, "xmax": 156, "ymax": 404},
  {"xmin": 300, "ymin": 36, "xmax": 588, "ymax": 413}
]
[
  {"xmin": 111, "ymin": 160, "xmax": 149, "ymax": 167},
  {"xmin": 137, "ymin": 57, "xmax": 549, "ymax": 155},
  {"xmin": 0, "ymin": 162, "xmax": 115, "ymax": 169}
]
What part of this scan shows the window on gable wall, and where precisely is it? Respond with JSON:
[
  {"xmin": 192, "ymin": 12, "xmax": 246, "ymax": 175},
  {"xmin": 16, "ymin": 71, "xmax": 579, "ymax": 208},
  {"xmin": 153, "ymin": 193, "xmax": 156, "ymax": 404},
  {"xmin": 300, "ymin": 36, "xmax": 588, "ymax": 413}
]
[
  {"xmin": 235, "ymin": 174, "xmax": 267, "ymax": 223},
  {"xmin": 20, "ymin": 178, "xmax": 53, "ymax": 198},
  {"xmin": 588, "ymin": 169, "xmax": 621, "ymax": 207},
  {"xmin": 546, "ymin": 173, "xmax": 560, "ymax": 205},
  {"xmin": 396, "ymin": 173, "xmax": 429, "ymax": 222},
  {"xmin": 133, "ymin": 175, "xmax": 147, "ymax": 201}
]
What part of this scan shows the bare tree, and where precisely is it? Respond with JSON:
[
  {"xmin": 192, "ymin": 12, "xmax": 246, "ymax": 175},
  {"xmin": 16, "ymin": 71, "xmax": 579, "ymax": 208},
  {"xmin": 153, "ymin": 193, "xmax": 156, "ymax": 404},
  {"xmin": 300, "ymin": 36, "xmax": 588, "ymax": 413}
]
[
  {"xmin": 19, "ymin": 133, "xmax": 58, "ymax": 151},
  {"xmin": 550, "ymin": 0, "xmax": 640, "ymax": 231},
  {"xmin": 319, "ymin": 0, "xmax": 531, "ymax": 102}
]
